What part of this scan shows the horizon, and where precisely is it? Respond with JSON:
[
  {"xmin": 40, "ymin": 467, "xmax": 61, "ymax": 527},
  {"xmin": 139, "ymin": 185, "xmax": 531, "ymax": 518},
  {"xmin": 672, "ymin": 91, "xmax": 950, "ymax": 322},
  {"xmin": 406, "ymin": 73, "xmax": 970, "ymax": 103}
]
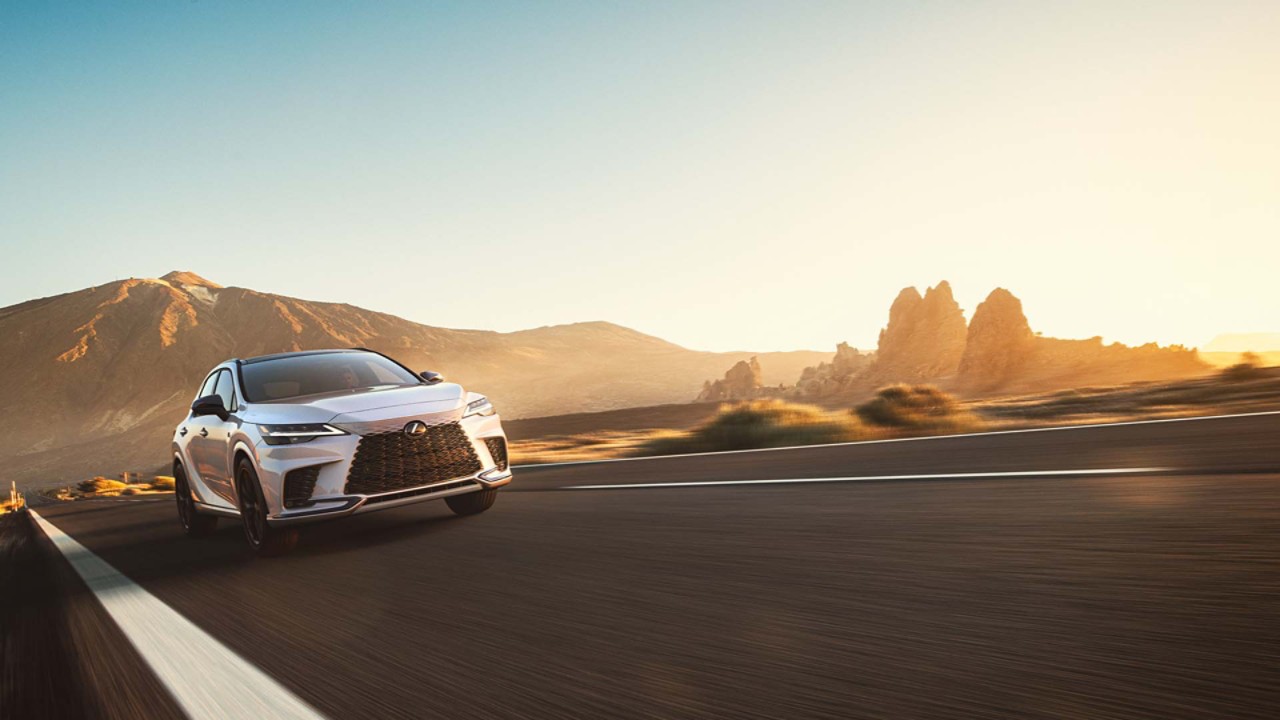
[
  {"xmin": 4, "ymin": 2, "xmax": 1279, "ymax": 351},
  {"xmin": 11, "ymin": 266, "xmax": 1274, "ymax": 355}
]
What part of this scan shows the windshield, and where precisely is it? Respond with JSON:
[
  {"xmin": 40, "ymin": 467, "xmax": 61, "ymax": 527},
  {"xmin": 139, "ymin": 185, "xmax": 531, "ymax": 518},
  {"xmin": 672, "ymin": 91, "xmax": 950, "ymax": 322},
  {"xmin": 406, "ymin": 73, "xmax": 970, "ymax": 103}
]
[{"xmin": 240, "ymin": 352, "xmax": 421, "ymax": 402}]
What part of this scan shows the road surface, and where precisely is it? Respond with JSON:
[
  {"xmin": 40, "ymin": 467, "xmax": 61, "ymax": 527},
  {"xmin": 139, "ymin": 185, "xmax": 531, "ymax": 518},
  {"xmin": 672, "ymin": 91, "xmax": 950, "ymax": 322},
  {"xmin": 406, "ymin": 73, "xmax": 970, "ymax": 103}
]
[{"xmin": 7, "ymin": 413, "xmax": 1280, "ymax": 719}]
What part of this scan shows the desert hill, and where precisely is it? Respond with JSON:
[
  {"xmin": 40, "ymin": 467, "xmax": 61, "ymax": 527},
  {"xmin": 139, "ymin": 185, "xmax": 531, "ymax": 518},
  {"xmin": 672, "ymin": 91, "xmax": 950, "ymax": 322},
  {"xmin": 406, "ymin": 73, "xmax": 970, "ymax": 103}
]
[
  {"xmin": 0, "ymin": 272, "xmax": 828, "ymax": 487},
  {"xmin": 1204, "ymin": 333, "xmax": 1280, "ymax": 353}
]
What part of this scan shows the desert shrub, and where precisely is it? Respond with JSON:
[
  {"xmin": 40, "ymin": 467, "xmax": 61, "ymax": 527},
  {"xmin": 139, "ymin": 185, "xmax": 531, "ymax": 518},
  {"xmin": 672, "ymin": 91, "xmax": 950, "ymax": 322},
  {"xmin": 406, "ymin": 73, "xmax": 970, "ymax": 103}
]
[
  {"xmin": 637, "ymin": 400, "xmax": 861, "ymax": 455},
  {"xmin": 150, "ymin": 476, "xmax": 176, "ymax": 491},
  {"xmin": 78, "ymin": 477, "xmax": 128, "ymax": 494},
  {"xmin": 1222, "ymin": 352, "xmax": 1266, "ymax": 382},
  {"xmin": 856, "ymin": 384, "xmax": 978, "ymax": 432}
]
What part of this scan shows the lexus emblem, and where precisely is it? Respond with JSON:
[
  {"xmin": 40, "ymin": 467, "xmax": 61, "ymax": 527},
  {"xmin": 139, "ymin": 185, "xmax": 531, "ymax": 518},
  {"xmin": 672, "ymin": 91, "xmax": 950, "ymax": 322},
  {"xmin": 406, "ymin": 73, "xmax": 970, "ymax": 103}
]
[{"xmin": 404, "ymin": 421, "xmax": 428, "ymax": 437}]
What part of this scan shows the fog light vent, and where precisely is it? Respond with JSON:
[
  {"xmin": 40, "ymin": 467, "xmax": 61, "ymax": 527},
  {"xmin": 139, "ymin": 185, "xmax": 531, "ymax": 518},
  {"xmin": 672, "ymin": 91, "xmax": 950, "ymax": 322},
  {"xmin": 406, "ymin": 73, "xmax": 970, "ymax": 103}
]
[
  {"xmin": 283, "ymin": 466, "xmax": 321, "ymax": 508},
  {"xmin": 484, "ymin": 437, "xmax": 508, "ymax": 471}
]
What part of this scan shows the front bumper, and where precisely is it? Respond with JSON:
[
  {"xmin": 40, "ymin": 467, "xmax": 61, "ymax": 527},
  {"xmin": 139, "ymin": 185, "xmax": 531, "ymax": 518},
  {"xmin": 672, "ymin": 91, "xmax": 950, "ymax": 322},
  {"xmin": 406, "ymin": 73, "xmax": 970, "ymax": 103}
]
[
  {"xmin": 253, "ymin": 411, "xmax": 510, "ymax": 523},
  {"xmin": 266, "ymin": 467, "xmax": 513, "ymax": 526}
]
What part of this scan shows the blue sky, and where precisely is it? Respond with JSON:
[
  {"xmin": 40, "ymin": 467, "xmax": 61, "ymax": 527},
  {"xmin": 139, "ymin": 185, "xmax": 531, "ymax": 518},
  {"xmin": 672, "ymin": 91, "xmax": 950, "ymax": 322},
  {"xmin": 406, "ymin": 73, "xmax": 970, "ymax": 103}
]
[{"xmin": 3, "ymin": 1, "xmax": 1277, "ymax": 351}]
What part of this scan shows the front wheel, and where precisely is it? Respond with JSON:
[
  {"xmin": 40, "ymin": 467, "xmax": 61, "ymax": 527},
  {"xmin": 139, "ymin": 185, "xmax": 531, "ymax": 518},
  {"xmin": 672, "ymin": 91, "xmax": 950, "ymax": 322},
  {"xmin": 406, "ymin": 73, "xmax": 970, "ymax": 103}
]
[
  {"xmin": 445, "ymin": 488, "xmax": 498, "ymax": 516},
  {"xmin": 175, "ymin": 463, "xmax": 218, "ymax": 537},
  {"xmin": 234, "ymin": 457, "xmax": 298, "ymax": 556}
]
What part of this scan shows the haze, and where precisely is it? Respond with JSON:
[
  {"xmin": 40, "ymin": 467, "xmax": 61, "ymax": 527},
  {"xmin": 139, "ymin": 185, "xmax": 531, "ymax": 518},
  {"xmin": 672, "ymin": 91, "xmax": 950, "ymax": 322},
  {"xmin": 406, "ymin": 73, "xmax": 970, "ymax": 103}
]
[{"xmin": 2, "ymin": 1, "xmax": 1277, "ymax": 352}]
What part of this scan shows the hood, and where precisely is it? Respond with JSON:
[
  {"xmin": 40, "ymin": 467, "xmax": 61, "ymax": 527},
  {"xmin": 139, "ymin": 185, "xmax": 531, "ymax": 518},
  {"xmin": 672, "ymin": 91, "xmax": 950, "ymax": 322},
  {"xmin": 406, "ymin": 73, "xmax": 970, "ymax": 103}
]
[{"xmin": 243, "ymin": 383, "xmax": 466, "ymax": 425}]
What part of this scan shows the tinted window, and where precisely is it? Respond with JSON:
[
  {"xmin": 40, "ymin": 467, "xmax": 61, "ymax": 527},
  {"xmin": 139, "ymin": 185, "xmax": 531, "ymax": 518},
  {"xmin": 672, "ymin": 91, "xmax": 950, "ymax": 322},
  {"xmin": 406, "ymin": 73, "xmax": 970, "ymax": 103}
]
[
  {"xmin": 240, "ymin": 353, "xmax": 420, "ymax": 402},
  {"xmin": 213, "ymin": 370, "xmax": 236, "ymax": 412},
  {"xmin": 197, "ymin": 372, "xmax": 219, "ymax": 399}
]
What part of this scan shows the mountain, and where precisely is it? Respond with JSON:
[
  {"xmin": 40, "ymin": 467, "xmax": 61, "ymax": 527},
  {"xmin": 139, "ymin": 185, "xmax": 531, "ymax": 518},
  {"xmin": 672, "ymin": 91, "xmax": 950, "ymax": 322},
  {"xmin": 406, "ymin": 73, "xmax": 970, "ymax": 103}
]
[{"xmin": 0, "ymin": 272, "xmax": 829, "ymax": 487}]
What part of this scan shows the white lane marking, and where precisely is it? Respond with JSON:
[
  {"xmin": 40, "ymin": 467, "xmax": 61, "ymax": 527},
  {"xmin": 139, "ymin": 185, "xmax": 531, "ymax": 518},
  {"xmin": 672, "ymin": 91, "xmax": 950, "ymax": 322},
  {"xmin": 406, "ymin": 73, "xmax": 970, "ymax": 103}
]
[
  {"xmin": 565, "ymin": 467, "xmax": 1170, "ymax": 490},
  {"xmin": 514, "ymin": 410, "xmax": 1280, "ymax": 470},
  {"xmin": 29, "ymin": 511, "xmax": 326, "ymax": 720}
]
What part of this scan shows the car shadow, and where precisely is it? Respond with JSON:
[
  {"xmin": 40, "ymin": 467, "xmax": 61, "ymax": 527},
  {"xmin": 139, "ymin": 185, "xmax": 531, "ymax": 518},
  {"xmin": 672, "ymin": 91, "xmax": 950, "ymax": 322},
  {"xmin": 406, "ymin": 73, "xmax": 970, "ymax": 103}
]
[{"xmin": 46, "ymin": 502, "xmax": 474, "ymax": 594}]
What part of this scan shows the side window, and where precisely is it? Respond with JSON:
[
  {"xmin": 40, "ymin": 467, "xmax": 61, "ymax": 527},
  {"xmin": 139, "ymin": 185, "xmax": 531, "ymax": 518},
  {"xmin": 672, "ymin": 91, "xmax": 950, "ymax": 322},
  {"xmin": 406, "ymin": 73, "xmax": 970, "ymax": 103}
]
[
  {"xmin": 213, "ymin": 370, "xmax": 237, "ymax": 413},
  {"xmin": 197, "ymin": 372, "xmax": 219, "ymax": 399}
]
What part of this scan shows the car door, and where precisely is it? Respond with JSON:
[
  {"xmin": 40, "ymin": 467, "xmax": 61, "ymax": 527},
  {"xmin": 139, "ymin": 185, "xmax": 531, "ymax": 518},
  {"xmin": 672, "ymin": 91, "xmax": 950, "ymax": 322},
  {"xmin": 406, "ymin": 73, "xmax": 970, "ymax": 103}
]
[
  {"xmin": 200, "ymin": 369, "xmax": 240, "ymax": 504},
  {"xmin": 183, "ymin": 371, "xmax": 222, "ymax": 501}
]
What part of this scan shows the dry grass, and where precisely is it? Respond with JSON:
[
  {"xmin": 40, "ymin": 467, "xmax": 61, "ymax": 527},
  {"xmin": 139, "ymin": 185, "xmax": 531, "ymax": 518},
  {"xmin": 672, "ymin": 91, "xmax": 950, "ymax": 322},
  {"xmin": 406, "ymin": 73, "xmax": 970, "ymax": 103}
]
[
  {"xmin": 977, "ymin": 366, "xmax": 1280, "ymax": 422},
  {"xmin": 52, "ymin": 475, "xmax": 177, "ymax": 501},
  {"xmin": 636, "ymin": 400, "xmax": 865, "ymax": 456},
  {"xmin": 515, "ymin": 389, "xmax": 982, "ymax": 463},
  {"xmin": 1221, "ymin": 352, "xmax": 1268, "ymax": 382},
  {"xmin": 855, "ymin": 384, "xmax": 980, "ymax": 432},
  {"xmin": 77, "ymin": 477, "xmax": 128, "ymax": 495},
  {"xmin": 513, "ymin": 370, "xmax": 1280, "ymax": 465},
  {"xmin": 511, "ymin": 430, "xmax": 670, "ymax": 464}
]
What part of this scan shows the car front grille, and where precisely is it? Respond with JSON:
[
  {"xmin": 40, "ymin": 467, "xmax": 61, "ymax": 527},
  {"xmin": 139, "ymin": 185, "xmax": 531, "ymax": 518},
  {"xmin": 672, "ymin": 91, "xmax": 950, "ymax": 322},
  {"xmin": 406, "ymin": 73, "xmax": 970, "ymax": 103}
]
[
  {"xmin": 484, "ymin": 437, "xmax": 508, "ymax": 471},
  {"xmin": 345, "ymin": 421, "xmax": 482, "ymax": 495},
  {"xmin": 283, "ymin": 466, "xmax": 321, "ymax": 508}
]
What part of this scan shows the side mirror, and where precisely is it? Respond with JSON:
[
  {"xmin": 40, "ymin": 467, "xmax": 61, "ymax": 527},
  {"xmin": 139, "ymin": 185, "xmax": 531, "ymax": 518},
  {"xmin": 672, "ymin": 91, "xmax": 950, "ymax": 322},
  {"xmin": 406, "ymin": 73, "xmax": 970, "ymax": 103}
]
[
  {"xmin": 191, "ymin": 394, "xmax": 229, "ymax": 420},
  {"xmin": 420, "ymin": 371, "xmax": 444, "ymax": 385}
]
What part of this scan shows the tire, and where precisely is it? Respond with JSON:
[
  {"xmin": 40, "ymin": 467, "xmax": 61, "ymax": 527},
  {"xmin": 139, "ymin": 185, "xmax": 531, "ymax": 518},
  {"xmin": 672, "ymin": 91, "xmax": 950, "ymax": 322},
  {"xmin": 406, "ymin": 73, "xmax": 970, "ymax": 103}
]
[
  {"xmin": 445, "ymin": 488, "xmax": 498, "ymax": 516},
  {"xmin": 234, "ymin": 457, "xmax": 298, "ymax": 557},
  {"xmin": 175, "ymin": 463, "xmax": 218, "ymax": 537}
]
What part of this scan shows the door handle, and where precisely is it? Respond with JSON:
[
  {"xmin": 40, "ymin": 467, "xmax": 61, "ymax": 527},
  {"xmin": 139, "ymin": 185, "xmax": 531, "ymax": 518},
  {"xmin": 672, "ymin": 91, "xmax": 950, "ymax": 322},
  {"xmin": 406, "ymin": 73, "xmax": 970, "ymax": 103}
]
[
  {"xmin": 179, "ymin": 427, "xmax": 188, "ymax": 437},
  {"xmin": 199, "ymin": 428, "xmax": 208, "ymax": 438}
]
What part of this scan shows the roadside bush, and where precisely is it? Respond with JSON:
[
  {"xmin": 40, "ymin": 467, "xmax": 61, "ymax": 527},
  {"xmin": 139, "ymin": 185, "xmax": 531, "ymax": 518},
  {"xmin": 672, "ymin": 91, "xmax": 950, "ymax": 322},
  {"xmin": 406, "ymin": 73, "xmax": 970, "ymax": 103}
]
[
  {"xmin": 855, "ymin": 384, "xmax": 978, "ymax": 432},
  {"xmin": 150, "ymin": 476, "xmax": 176, "ymax": 491},
  {"xmin": 1221, "ymin": 352, "xmax": 1266, "ymax": 382},
  {"xmin": 637, "ymin": 400, "xmax": 861, "ymax": 455},
  {"xmin": 77, "ymin": 477, "xmax": 128, "ymax": 495}
]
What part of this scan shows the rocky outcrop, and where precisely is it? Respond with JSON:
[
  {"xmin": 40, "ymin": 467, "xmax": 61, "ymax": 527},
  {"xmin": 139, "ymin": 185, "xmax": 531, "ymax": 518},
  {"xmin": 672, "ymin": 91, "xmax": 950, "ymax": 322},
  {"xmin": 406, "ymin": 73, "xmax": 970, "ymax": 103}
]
[
  {"xmin": 795, "ymin": 343, "xmax": 872, "ymax": 397},
  {"xmin": 957, "ymin": 288, "xmax": 1035, "ymax": 390},
  {"xmin": 789, "ymin": 281, "xmax": 1210, "ymax": 402},
  {"xmin": 870, "ymin": 281, "xmax": 968, "ymax": 381},
  {"xmin": 697, "ymin": 357, "xmax": 765, "ymax": 401}
]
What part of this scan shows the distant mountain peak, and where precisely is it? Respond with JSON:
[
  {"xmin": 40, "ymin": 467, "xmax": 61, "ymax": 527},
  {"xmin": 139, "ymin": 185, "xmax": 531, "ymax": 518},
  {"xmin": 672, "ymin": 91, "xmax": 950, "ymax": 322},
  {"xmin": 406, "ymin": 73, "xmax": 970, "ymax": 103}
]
[
  {"xmin": 159, "ymin": 270, "xmax": 222, "ymax": 289},
  {"xmin": 1204, "ymin": 333, "xmax": 1280, "ymax": 353}
]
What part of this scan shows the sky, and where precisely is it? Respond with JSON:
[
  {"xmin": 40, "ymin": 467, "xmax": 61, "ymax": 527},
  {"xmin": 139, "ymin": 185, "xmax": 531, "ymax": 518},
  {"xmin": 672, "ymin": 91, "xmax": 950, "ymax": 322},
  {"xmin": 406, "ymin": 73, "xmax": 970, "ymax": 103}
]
[{"xmin": 2, "ymin": 1, "xmax": 1277, "ymax": 352}]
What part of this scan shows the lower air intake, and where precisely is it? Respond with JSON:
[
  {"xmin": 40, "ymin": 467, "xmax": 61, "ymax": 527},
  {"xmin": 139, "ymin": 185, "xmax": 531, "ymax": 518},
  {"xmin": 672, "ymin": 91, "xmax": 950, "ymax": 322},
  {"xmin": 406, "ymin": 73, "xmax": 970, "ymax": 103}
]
[
  {"xmin": 484, "ymin": 437, "xmax": 508, "ymax": 471},
  {"xmin": 283, "ymin": 466, "xmax": 321, "ymax": 508}
]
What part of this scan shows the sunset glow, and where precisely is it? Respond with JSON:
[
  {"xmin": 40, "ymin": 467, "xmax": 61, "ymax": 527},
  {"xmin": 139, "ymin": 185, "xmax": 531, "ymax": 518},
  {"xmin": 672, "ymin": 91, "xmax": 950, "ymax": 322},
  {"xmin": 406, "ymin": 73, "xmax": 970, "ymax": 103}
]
[{"xmin": 2, "ymin": 1, "xmax": 1277, "ymax": 351}]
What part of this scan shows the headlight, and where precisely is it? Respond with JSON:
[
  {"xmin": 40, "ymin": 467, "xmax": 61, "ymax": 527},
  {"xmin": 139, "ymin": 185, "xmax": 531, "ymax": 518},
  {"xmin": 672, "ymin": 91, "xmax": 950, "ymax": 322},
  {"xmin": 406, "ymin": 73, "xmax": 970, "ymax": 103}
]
[
  {"xmin": 258, "ymin": 423, "xmax": 347, "ymax": 445},
  {"xmin": 463, "ymin": 396, "xmax": 495, "ymax": 418}
]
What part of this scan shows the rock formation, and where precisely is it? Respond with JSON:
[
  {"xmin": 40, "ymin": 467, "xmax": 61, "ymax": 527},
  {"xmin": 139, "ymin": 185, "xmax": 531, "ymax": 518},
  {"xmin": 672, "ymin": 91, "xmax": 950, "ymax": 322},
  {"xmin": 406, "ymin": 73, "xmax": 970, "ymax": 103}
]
[
  {"xmin": 957, "ymin": 288, "xmax": 1035, "ymax": 390},
  {"xmin": 789, "ymin": 281, "xmax": 1210, "ymax": 401},
  {"xmin": 697, "ymin": 356, "xmax": 765, "ymax": 401},
  {"xmin": 870, "ymin": 281, "xmax": 968, "ymax": 381},
  {"xmin": 795, "ymin": 343, "xmax": 872, "ymax": 397}
]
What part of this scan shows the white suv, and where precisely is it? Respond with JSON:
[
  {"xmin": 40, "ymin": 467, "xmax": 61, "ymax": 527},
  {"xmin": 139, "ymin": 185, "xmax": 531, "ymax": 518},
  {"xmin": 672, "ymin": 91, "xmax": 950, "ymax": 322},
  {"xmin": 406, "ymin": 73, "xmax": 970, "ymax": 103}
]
[{"xmin": 172, "ymin": 349, "xmax": 512, "ymax": 555}]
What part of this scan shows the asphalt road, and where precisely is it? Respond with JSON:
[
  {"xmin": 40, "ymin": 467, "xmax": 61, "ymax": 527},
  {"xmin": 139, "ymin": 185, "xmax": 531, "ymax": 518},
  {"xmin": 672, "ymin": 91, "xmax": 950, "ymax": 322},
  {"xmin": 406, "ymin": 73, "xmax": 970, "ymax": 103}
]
[{"xmin": 16, "ymin": 413, "xmax": 1280, "ymax": 719}]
